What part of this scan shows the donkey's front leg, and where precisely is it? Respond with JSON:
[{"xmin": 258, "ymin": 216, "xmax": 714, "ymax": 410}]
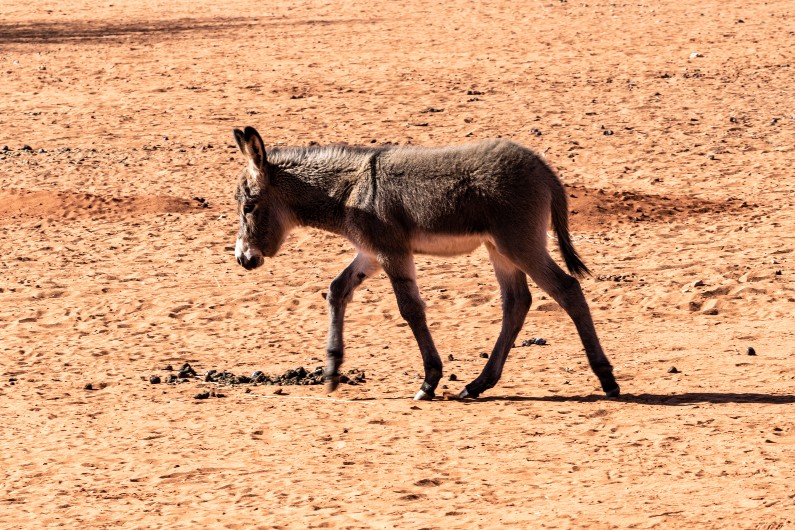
[
  {"xmin": 381, "ymin": 255, "xmax": 443, "ymax": 400},
  {"xmin": 325, "ymin": 252, "xmax": 380, "ymax": 393}
]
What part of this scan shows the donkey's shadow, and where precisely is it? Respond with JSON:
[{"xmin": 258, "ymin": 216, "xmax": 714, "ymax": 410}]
[
  {"xmin": 471, "ymin": 392, "xmax": 795, "ymax": 406},
  {"xmin": 347, "ymin": 392, "xmax": 795, "ymax": 405}
]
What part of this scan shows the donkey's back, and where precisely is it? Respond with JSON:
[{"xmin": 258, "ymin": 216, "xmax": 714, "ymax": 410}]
[{"xmin": 344, "ymin": 139, "xmax": 563, "ymax": 248}]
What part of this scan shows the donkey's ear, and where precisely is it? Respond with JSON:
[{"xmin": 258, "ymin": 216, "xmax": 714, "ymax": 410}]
[{"xmin": 233, "ymin": 126, "xmax": 268, "ymax": 175}]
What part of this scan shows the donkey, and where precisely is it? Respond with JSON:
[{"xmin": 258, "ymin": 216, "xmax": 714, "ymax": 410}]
[{"xmin": 233, "ymin": 126, "xmax": 619, "ymax": 400}]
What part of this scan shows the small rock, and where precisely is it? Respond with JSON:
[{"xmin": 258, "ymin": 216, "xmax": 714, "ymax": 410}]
[
  {"xmin": 37, "ymin": 148, "xmax": 46, "ymax": 153},
  {"xmin": 747, "ymin": 347, "xmax": 757, "ymax": 356},
  {"xmin": 273, "ymin": 388, "xmax": 284, "ymax": 395},
  {"xmin": 179, "ymin": 363, "xmax": 197, "ymax": 377},
  {"xmin": 447, "ymin": 354, "xmax": 455, "ymax": 361},
  {"xmin": 164, "ymin": 364, "xmax": 173, "ymax": 371},
  {"xmin": 1, "ymin": 146, "xmax": 9, "ymax": 151},
  {"xmin": 530, "ymin": 128, "xmax": 542, "ymax": 136},
  {"xmin": 194, "ymin": 391, "xmax": 210, "ymax": 399},
  {"xmin": 603, "ymin": 130, "xmax": 614, "ymax": 136},
  {"xmin": 449, "ymin": 374, "xmax": 458, "ymax": 381},
  {"xmin": 84, "ymin": 383, "xmax": 93, "ymax": 390},
  {"xmin": 479, "ymin": 352, "xmax": 489, "ymax": 359},
  {"xmin": 204, "ymin": 369, "xmax": 217, "ymax": 382},
  {"xmin": 149, "ymin": 375, "xmax": 161, "ymax": 384},
  {"xmin": 532, "ymin": 337, "xmax": 547, "ymax": 346},
  {"xmin": 689, "ymin": 52, "xmax": 704, "ymax": 59},
  {"xmin": 521, "ymin": 340, "xmax": 533, "ymax": 347},
  {"xmin": 667, "ymin": 366, "xmax": 680, "ymax": 374},
  {"xmin": 775, "ymin": 270, "xmax": 782, "ymax": 276},
  {"xmin": 20, "ymin": 145, "xmax": 32, "ymax": 151},
  {"xmin": 693, "ymin": 279, "xmax": 705, "ymax": 287}
]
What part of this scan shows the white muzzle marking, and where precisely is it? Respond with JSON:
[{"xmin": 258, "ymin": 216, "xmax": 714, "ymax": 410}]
[{"xmin": 235, "ymin": 238, "xmax": 263, "ymax": 264}]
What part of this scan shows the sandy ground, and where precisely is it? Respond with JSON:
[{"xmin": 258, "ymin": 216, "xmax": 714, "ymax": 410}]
[{"xmin": 1, "ymin": 0, "xmax": 795, "ymax": 527}]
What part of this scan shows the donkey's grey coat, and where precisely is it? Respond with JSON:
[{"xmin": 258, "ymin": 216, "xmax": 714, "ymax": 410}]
[{"xmin": 233, "ymin": 126, "xmax": 619, "ymax": 400}]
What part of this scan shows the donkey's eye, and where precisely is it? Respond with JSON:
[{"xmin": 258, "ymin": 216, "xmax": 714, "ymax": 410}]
[{"xmin": 243, "ymin": 202, "xmax": 257, "ymax": 215}]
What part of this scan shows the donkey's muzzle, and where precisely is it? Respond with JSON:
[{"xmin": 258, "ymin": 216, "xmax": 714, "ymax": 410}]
[{"xmin": 237, "ymin": 253, "xmax": 263, "ymax": 270}]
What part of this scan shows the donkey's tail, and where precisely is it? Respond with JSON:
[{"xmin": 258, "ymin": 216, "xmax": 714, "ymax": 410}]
[{"xmin": 550, "ymin": 180, "xmax": 591, "ymax": 278}]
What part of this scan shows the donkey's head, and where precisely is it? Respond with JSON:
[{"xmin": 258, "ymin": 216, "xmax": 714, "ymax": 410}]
[{"xmin": 233, "ymin": 126, "xmax": 292, "ymax": 270}]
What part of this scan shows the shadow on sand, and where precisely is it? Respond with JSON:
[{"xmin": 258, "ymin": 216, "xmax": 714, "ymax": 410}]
[
  {"xmin": 471, "ymin": 392, "xmax": 795, "ymax": 406},
  {"xmin": 344, "ymin": 392, "xmax": 795, "ymax": 405},
  {"xmin": 0, "ymin": 17, "xmax": 380, "ymax": 45}
]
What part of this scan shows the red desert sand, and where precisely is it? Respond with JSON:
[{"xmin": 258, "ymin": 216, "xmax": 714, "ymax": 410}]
[{"xmin": 1, "ymin": 1, "xmax": 794, "ymax": 528}]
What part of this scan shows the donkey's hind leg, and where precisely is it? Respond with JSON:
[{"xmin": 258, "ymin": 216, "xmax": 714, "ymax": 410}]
[
  {"xmin": 460, "ymin": 243, "xmax": 531, "ymax": 398},
  {"xmin": 522, "ymin": 253, "xmax": 619, "ymax": 397},
  {"xmin": 325, "ymin": 251, "xmax": 380, "ymax": 392}
]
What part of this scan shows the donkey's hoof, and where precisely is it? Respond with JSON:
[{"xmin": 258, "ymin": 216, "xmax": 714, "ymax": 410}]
[
  {"xmin": 325, "ymin": 376, "xmax": 340, "ymax": 393},
  {"xmin": 413, "ymin": 389, "xmax": 434, "ymax": 401},
  {"xmin": 604, "ymin": 384, "xmax": 621, "ymax": 398},
  {"xmin": 458, "ymin": 384, "xmax": 481, "ymax": 399}
]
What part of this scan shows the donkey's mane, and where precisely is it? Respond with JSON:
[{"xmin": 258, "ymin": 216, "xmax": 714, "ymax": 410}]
[{"xmin": 267, "ymin": 144, "xmax": 394, "ymax": 171}]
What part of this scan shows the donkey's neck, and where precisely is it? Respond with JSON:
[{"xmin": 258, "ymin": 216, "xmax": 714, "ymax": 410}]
[{"xmin": 269, "ymin": 145, "xmax": 380, "ymax": 234}]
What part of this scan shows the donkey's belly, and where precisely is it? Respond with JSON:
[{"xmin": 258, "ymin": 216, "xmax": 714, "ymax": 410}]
[{"xmin": 410, "ymin": 233, "xmax": 489, "ymax": 256}]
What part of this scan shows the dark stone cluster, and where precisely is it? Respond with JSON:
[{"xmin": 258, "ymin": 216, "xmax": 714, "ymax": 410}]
[
  {"xmin": 149, "ymin": 364, "xmax": 367, "ymax": 387},
  {"xmin": 203, "ymin": 366, "xmax": 365, "ymax": 386}
]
